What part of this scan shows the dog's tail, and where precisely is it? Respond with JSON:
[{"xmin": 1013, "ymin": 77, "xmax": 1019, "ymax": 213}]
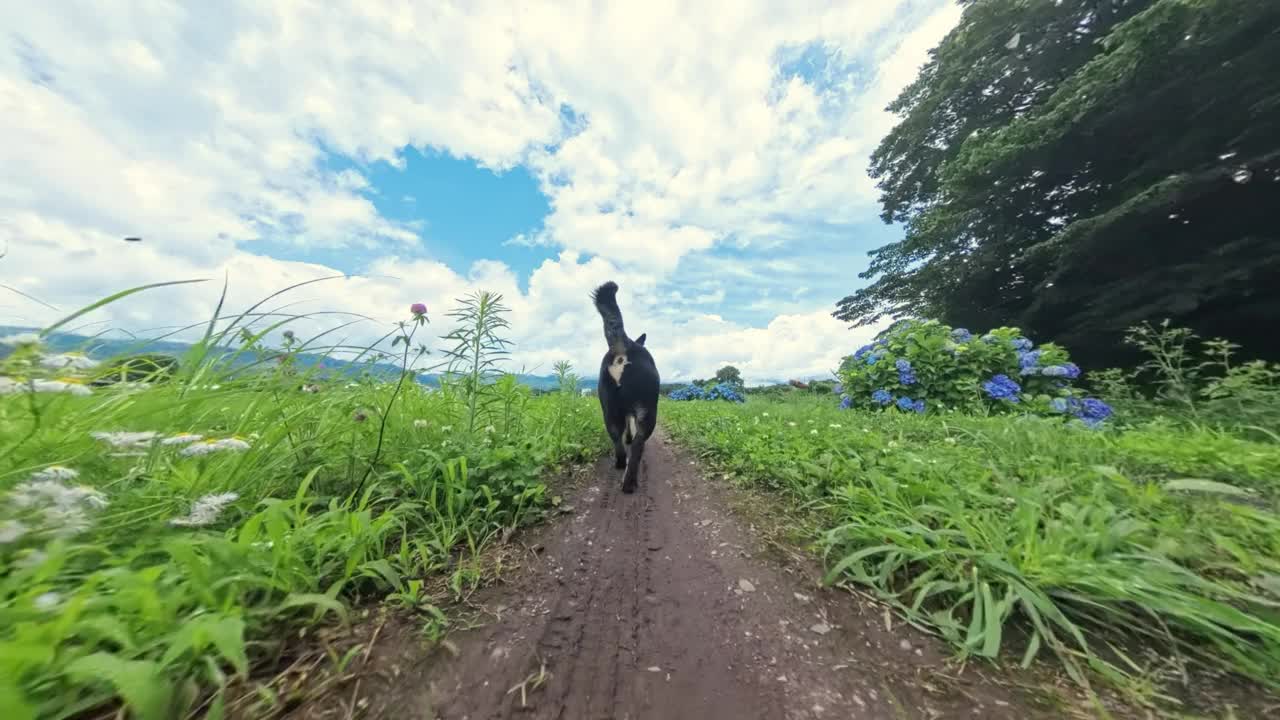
[{"xmin": 591, "ymin": 281, "xmax": 629, "ymax": 355}]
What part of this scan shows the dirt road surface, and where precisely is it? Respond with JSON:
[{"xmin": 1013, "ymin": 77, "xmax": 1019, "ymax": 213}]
[{"xmin": 411, "ymin": 429, "xmax": 1053, "ymax": 720}]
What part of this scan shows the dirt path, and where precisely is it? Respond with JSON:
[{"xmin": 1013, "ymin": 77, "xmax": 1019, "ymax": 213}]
[{"xmin": 411, "ymin": 429, "xmax": 1056, "ymax": 720}]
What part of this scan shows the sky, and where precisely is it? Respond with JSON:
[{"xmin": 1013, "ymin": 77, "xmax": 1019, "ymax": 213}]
[{"xmin": 0, "ymin": 0, "xmax": 963, "ymax": 385}]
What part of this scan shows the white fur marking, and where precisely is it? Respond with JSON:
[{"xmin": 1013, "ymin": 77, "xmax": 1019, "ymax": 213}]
[
  {"xmin": 627, "ymin": 414, "xmax": 638, "ymax": 441},
  {"xmin": 608, "ymin": 354, "xmax": 630, "ymax": 385}
]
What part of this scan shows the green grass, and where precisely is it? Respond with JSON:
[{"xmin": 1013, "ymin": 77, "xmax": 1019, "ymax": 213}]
[
  {"xmin": 0, "ymin": 290, "xmax": 606, "ymax": 719},
  {"xmin": 663, "ymin": 395, "xmax": 1280, "ymax": 702}
]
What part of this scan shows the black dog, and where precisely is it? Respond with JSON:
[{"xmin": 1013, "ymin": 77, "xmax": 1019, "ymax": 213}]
[{"xmin": 592, "ymin": 281, "xmax": 660, "ymax": 494}]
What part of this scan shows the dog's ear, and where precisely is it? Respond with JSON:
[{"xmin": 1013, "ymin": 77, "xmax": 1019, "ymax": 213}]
[{"xmin": 635, "ymin": 333, "xmax": 646, "ymax": 347}]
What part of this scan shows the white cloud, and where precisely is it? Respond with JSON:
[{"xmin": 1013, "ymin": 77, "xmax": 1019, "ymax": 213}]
[{"xmin": 0, "ymin": 0, "xmax": 961, "ymax": 381}]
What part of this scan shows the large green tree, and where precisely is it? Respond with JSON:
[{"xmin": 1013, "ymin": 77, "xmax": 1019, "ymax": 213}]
[{"xmin": 837, "ymin": 0, "xmax": 1280, "ymax": 366}]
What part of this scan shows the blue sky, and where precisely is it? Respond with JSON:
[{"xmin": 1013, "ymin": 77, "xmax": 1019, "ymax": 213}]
[{"xmin": 0, "ymin": 0, "xmax": 963, "ymax": 383}]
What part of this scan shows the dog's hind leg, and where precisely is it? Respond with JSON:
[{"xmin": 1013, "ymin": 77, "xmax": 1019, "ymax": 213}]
[
  {"xmin": 620, "ymin": 413, "xmax": 650, "ymax": 494},
  {"xmin": 606, "ymin": 418, "xmax": 627, "ymax": 469}
]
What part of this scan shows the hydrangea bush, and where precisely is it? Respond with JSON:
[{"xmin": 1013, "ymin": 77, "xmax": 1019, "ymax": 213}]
[
  {"xmin": 836, "ymin": 319, "xmax": 1112, "ymax": 426},
  {"xmin": 667, "ymin": 382, "xmax": 745, "ymax": 403}
]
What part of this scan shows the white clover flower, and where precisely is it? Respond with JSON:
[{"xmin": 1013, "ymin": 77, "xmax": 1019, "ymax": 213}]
[
  {"xmin": 761, "ymin": 412, "xmax": 770, "ymax": 417},
  {"xmin": 810, "ymin": 429, "xmax": 818, "ymax": 435},
  {"xmin": 788, "ymin": 421, "xmax": 797, "ymax": 427},
  {"xmin": 441, "ymin": 425, "xmax": 453, "ymax": 432},
  {"xmin": 0, "ymin": 519, "xmax": 28, "ymax": 544},
  {"xmin": 180, "ymin": 437, "xmax": 251, "ymax": 456},
  {"xmin": 413, "ymin": 419, "xmax": 430, "ymax": 429},
  {"xmin": 33, "ymin": 591, "xmax": 61, "ymax": 611},
  {"xmin": 0, "ymin": 332, "xmax": 40, "ymax": 347},
  {"xmin": 170, "ymin": 492, "xmax": 240, "ymax": 527},
  {"xmin": 829, "ymin": 423, "xmax": 843, "ymax": 429},
  {"xmin": 39, "ymin": 352, "xmax": 99, "ymax": 371},
  {"xmin": 161, "ymin": 433, "xmax": 204, "ymax": 446},
  {"xmin": 30, "ymin": 465, "xmax": 79, "ymax": 481},
  {"xmin": 91, "ymin": 431, "xmax": 159, "ymax": 448},
  {"xmin": 483, "ymin": 425, "xmax": 496, "ymax": 433},
  {"xmin": 32, "ymin": 379, "xmax": 92, "ymax": 396}
]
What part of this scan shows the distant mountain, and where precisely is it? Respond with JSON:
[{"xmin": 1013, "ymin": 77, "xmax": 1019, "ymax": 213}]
[{"xmin": 0, "ymin": 326, "xmax": 597, "ymax": 391}]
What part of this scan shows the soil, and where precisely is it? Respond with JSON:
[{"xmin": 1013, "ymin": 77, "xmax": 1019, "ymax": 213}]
[{"xmin": 337, "ymin": 429, "xmax": 1069, "ymax": 720}]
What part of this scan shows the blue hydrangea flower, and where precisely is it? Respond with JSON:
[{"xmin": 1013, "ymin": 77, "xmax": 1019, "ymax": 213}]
[
  {"xmin": 669, "ymin": 385, "xmax": 704, "ymax": 401},
  {"xmin": 911, "ymin": 399, "xmax": 926, "ymax": 414},
  {"xmin": 839, "ymin": 395, "xmax": 853, "ymax": 410},
  {"xmin": 982, "ymin": 374, "xmax": 1021, "ymax": 402},
  {"xmin": 853, "ymin": 344, "xmax": 875, "ymax": 361},
  {"xmin": 895, "ymin": 358, "xmax": 916, "ymax": 385},
  {"xmin": 1060, "ymin": 362, "xmax": 1081, "ymax": 380},
  {"xmin": 1011, "ymin": 337, "xmax": 1034, "ymax": 352},
  {"xmin": 951, "ymin": 328, "xmax": 972, "ymax": 343},
  {"xmin": 1018, "ymin": 350, "xmax": 1042, "ymax": 376},
  {"xmin": 871, "ymin": 389, "xmax": 893, "ymax": 406},
  {"xmin": 703, "ymin": 382, "xmax": 745, "ymax": 403},
  {"xmin": 896, "ymin": 396, "xmax": 915, "ymax": 412},
  {"xmin": 865, "ymin": 353, "xmax": 882, "ymax": 365},
  {"xmin": 1040, "ymin": 365, "xmax": 1069, "ymax": 377},
  {"xmin": 1080, "ymin": 398, "xmax": 1112, "ymax": 421},
  {"xmin": 832, "ymin": 383, "xmax": 844, "ymax": 395},
  {"xmin": 981, "ymin": 334, "xmax": 999, "ymax": 344}
]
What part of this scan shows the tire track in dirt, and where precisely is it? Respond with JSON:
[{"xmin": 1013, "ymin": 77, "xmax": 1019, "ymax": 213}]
[{"xmin": 416, "ymin": 429, "xmax": 1054, "ymax": 720}]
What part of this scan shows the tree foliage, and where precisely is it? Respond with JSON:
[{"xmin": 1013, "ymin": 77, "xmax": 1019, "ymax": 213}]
[
  {"xmin": 837, "ymin": 0, "xmax": 1280, "ymax": 366},
  {"xmin": 713, "ymin": 365, "xmax": 744, "ymax": 387}
]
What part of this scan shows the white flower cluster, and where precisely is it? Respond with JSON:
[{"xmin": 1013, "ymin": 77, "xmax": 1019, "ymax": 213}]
[
  {"xmin": 180, "ymin": 437, "xmax": 252, "ymax": 456},
  {"xmin": 169, "ymin": 492, "xmax": 240, "ymax": 527},
  {"xmin": 1, "ymin": 466, "xmax": 107, "ymax": 542}
]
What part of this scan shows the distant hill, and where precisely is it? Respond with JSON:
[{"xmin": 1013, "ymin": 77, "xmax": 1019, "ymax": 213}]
[{"xmin": 0, "ymin": 326, "xmax": 597, "ymax": 391}]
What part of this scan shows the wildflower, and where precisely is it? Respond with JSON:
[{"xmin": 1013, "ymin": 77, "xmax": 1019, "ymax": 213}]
[
  {"xmin": 410, "ymin": 302, "xmax": 428, "ymax": 317},
  {"xmin": 282, "ymin": 329, "xmax": 295, "ymax": 342},
  {"xmin": 39, "ymin": 353, "xmax": 99, "ymax": 371},
  {"xmin": 169, "ymin": 492, "xmax": 240, "ymax": 527},
  {"xmin": 895, "ymin": 358, "xmax": 916, "ymax": 385},
  {"xmin": 161, "ymin": 433, "xmax": 204, "ymax": 445},
  {"xmin": 180, "ymin": 437, "xmax": 252, "ymax": 456},
  {"xmin": 413, "ymin": 419, "xmax": 430, "ymax": 429},
  {"xmin": 92, "ymin": 431, "xmax": 159, "ymax": 448},
  {"xmin": 788, "ymin": 421, "xmax": 797, "ymax": 427},
  {"xmin": 0, "ymin": 519, "xmax": 28, "ymax": 544},
  {"xmin": 484, "ymin": 425, "xmax": 496, "ymax": 433},
  {"xmin": 6, "ymin": 480, "xmax": 108, "ymax": 539},
  {"xmin": 829, "ymin": 423, "xmax": 842, "ymax": 428},
  {"xmin": 441, "ymin": 425, "xmax": 453, "ymax": 432},
  {"xmin": 871, "ymin": 389, "xmax": 893, "ymax": 406},
  {"xmin": 32, "ymin": 379, "xmax": 92, "ymax": 395},
  {"xmin": 761, "ymin": 413, "xmax": 769, "ymax": 417},
  {"xmin": 982, "ymin": 374, "xmax": 1021, "ymax": 402},
  {"xmin": 0, "ymin": 332, "xmax": 40, "ymax": 347},
  {"xmin": 30, "ymin": 466, "xmax": 79, "ymax": 481},
  {"xmin": 896, "ymin": 396, "xmax": 915, "ymax": 412},
  {"xmin": 810, "ymin": 429, "xmax": 818, "ymax": 435},
  {"xmin": 33, "ymin": 592, "xmax": 61, "ymax": 611},
  {"xmin": 951, "ymin": 328, "xmax": 973, "ymax": 343}
]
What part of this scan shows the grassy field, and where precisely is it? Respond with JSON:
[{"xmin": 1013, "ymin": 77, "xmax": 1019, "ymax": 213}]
[
  {"xmin": 663, "ymin": 391, "xmax": 1280, "ymax": 704},
  {"xmin": 0, "ymin": 292, "xmax": 606, "ymax": 719}
]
